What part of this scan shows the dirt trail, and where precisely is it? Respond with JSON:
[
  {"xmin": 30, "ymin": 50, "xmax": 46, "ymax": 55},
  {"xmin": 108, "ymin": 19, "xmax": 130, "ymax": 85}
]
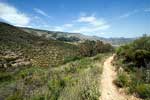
[{"xmin": 99, "ymin": 55, "xmax": 140, "ymax": 100}]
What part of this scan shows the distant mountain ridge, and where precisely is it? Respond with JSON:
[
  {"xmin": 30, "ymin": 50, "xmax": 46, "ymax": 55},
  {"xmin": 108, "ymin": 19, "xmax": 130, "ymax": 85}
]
[{"xmin": 21, "ymin": 27, "xmax": 135, "ymax": 46}]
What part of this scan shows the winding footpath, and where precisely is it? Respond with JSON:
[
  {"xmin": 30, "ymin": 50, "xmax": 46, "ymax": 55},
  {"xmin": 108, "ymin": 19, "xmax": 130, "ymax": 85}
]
[{"xmin": 99, "ymin": 55, "xmax": 140, "ymax": 100}]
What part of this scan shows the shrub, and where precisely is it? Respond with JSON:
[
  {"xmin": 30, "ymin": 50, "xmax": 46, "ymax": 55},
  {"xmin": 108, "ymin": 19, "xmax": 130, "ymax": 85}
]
[
  {"xmin": 114, "ymin": 72, "xmax": 129, "ymax": 88},
  {"xmin": 49, "ymin": 55, "xmax": 104, "ymax": 100},
  {"xmin": 31, "ymin": 95, "xmax": 45, "ymax": 100},
  {"xmin": 134, "ymin": 50, "xmax": 150, "ymax": 68},
  {"xmin": 48, "ymin": 77, "xmax": 66, "ymax": 100},
  {"xmin": 6, "ymin": 92, "xmax": 22, "ymax": 100},
  {"xmin": 57, "ymin": 36, "xmax": 80, "ymax": 42},
  {"xmin": 64, "ymin": 65, "xmax": 78, "ymax": 73},
  {"xmin": 116, "ymin": 47, "xmax": 122, "ymax": 55},
  {"xmin": 136, "ymin": 84, "xmax": 150, "ymax": 99},
  {"xmin": 81, "ymin": 84, "xmax": 100, "ymax": 100},
  {"xmin": 128, "ymin": 74, "xmax": 141, "ymax": 94},
  {"xmin": 0, "ymin": 72, "xmax": 12, "ymax": 83},
  {"xmin": 116, "ymin": 35, "xmax": 150, "ymax": 68},
  {"xmin": 63, "ymin": 56, "xmax": 81, "ymax": 64},
  {"xmin": 115, "ymin": 35, "xmax": 150, "ymax": 99},
  {"xmin": 93, "ymin": 54, "xmax": 102, "ymax": 61}
]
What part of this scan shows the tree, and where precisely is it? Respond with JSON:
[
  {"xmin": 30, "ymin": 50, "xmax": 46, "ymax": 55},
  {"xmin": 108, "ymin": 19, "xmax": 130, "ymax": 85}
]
[{"xmin": 79, "ymin": 40, "xmax": 113, "ymax": 57}]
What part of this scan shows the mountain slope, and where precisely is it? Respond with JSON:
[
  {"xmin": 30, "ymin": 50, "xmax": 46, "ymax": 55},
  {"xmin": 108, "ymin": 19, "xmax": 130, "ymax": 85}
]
[
  {"xmin": 0, "ymin": 22, "xmax": 80, "ymax": 99},
  {"xmin": 0, "ymin": 22, "xmax": 78, "ymax": 68},
  {"xmin": 21, "ymin": 27, "xmax": 135, "ymax": 45},
  {"xmin": 114, "ymin": 35, "xmax": 150, "ymax": 99}
]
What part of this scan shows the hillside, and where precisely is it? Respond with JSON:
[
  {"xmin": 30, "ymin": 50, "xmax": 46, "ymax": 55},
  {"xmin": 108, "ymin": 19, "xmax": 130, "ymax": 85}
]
[
  {"xmin": 114, "ymin": 35, "xmax": 150, "ymax": 99},
  {"xmin": 0, "ymin": 22, "xmax": 114, "ymax": 100},
  {"xmin": 0, "ymin": 22, "xmax": 79, "ymax": 99},
  {"xmin": 0, "ymin": 22, "xmax": 79, "ymax": 68},
  {"xmin": 21, "ymin": 27, "xmax": 134, "ymax": 46}
]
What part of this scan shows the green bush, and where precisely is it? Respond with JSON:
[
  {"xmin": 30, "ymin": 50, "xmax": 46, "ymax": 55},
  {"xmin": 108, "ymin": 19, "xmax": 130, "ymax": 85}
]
[
  {"xmin": 136, "ymin": 84, "xmax": 150, "ymax": 99},
  {"xmin": 48, "ymin": 77, "xmax": 66, "ymax": 100},
  {"xmin": 128, "ymin": 75, "xmax": 141, "ymax": 94},
  {"xmin": 114, "ymin": 72, "xmax": 129, "ymax": 88},
  {"xmin": 81, "ymin": 84, "xmax": 100, "ymax": 100},
  {"xmin": 63, "ymin": 56, "xmax": 81, "ymax": 64},
  {"xmin": 31, "ymin": 95, "xmax": 45, "ymax": 100},
  {"xmin": 115, "ymin": 35, "xmax": 150, "ymax": 99},
  {"xmin": 0, "ymin": 72, "xmax": 12, "ymax": 83},
  {"xmin": 6, "ymin": 92, "xmax": 22, "ymax": 100},
  {"xmin": 116, "ymin": 47, "xmax": 122, "ymax": 55},
  {"xmin": 116, "ymin": 35, "xmax": 150, "ymax": 68},
  {"xmin": 64, "ymin": 65, "xmax": 78, "ymax": 73},
  {"xmin": 93, "ymin": 54, "xmax": 102, "ymax": 61},
  {"xmin": 134, "ymin": 50, "xmax": 150, "ymax": 68}
]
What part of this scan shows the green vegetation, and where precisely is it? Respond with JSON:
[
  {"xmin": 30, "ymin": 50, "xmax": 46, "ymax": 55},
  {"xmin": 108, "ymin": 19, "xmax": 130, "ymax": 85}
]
[
  {"xmin": 0, "ymin": 22, "xmax": 78, "ymax": 68},
  {"xmin": 114, "ymin": 72, "xmax": 129, "ymax": 88},
  {"xmin": 63, "ymin": 56, "xmax": 82, "ymax": 64},
  {"xmin": 1, "ymin": 54, "xmax": 108, "ymax": 100},
  {"xmin": 136, "ymin": 84, "xmax": 150, "ymax": 98},
  {"xmin": 57, "ymin": 36, "xmax": 80, "ymax": 42},
  {"xmin": 79, "ymin": 40, "xmax": 114, "ymax": 57},
  {"xmin": 0, "ymin": 22, "xmax": 113, "ymax": 100},
  {"xmin": 114, "ymin": 35, "xmax": 150, "ymax": 99}
]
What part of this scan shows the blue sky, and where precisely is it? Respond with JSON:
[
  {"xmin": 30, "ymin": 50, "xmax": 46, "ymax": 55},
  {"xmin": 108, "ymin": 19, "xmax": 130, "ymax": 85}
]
[{"xmin": 0, "ymin": 0, "xmax": 150, "ymax": 38}]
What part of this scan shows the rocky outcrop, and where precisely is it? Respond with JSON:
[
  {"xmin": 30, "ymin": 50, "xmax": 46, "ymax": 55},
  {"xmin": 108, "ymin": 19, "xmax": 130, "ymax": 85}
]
[{"xmin": 0, "ymin": 51, "xmax": 31, "ymax": 71}]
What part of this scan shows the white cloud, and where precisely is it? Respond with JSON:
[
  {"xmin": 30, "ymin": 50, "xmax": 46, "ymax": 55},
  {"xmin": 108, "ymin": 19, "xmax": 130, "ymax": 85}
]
[
  {"xmin": 52, "ymin": 14, "xmax": 110, "ymax": 35},
  {"xmin": 73, "ymin": 15, "xmax": 110, "ymax": 33},
  {"xmin": 34, "ymin": 8, "xmax": 51, "ymax": 18},
  {"xmin": 77, "ymin": 16, "xmax": 95, "ymax": 23},
  {"xmin": 77, "ymin": 15, "xmax": 105, "ymax": 26},
  {"xmin": 0, "ymin": 2, "xmax": 30, "ymax": 26},
  {"xmin": 119, "ymin": 10, "xmax": 138, "ymax": 19}
]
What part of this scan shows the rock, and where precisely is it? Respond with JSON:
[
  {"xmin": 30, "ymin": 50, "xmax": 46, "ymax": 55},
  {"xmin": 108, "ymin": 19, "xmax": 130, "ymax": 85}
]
[
  {"xmin": 11, "ymin": 61, "xmax": 31, "ymax": 67},
  {"xmin": 4, "ymin": 64, "xmax": 7, "ymax": 68}
]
